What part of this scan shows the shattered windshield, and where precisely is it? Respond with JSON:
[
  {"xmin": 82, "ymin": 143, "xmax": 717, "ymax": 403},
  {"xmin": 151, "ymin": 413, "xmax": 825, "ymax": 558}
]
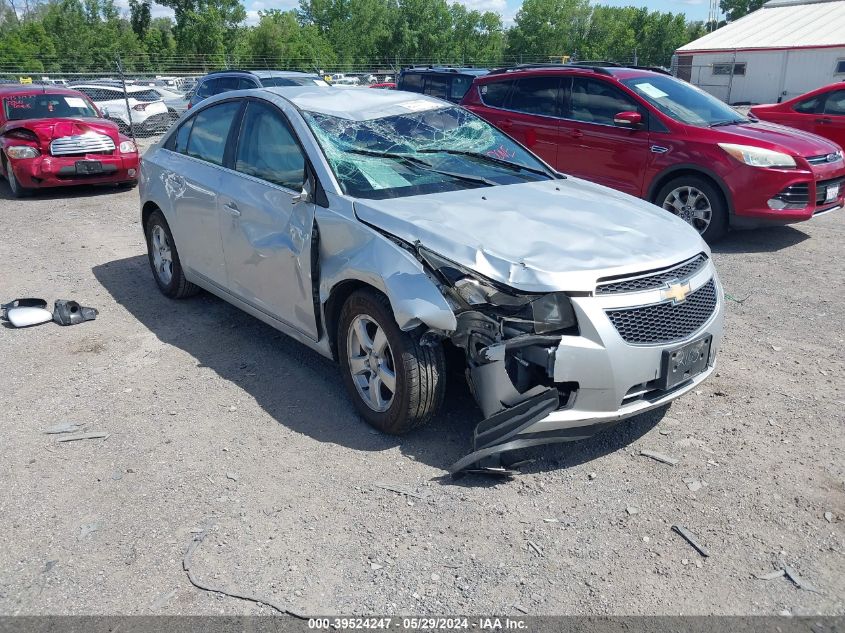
[{"xmin": 303, "ymin": 105, "xmax": 553, "ymax": 199}]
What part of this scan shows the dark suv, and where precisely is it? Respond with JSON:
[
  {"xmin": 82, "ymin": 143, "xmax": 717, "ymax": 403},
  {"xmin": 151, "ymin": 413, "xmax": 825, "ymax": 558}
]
[
  {"xmin": 189, "ymin": 70, "xmax": 327, "ymax": 109},
  {"xmin": 397, "ymin": 66, "xmax": 488, "ymax": 104},
  {"xmin": 462, "ymin": 63, "xmax": 845, "ymax": 241}
]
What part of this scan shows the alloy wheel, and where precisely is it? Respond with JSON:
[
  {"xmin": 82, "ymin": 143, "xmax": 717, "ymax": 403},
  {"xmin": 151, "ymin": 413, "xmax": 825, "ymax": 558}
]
[
  {"xmin": 150, "ymin": 224, "xmax": 173, "ymax": 285},
  {"xmin": 662, "ymin": 186, "xmax": 712, "ymax": 234},
  {"xmin": 346, "ymin": 314, "xmax": 397, "ymax": 412}
]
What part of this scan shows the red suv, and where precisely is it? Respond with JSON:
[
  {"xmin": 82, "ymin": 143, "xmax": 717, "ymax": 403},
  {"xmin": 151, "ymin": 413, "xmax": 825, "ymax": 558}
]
[
  {"xmin": 750, "ymin": 82, "xmax": 845, "ymax": 149},
  {"xmin": 461, "ymin": 64, "xmax": 845, "ymax": 241}
]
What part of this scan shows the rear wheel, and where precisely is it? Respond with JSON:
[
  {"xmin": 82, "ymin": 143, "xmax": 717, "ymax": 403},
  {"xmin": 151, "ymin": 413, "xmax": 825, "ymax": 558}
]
[
  {"xmin": 338, "ymin": 289, "xmax": 445, "ymax": 434},
  {"xmin": 656, "ymin": 175, "xmax": 728, "ymax": 242},
  {"xmin": 144, "ymin": 210, "xmax": 200, "ymax": 299}
]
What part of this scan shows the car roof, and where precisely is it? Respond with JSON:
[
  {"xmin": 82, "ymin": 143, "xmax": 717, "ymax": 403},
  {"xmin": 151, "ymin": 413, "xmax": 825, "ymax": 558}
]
[
  {"xmin": 478, "ymin": 64, "xmax": 671, "ymax": 83},
  {"xmin": 0, "ymin": 85, "xmax": 88, "ymax": 98},
  {"xmin": 71, "ymin": 83, "xmax": 158, "ymax": 93},
  {"xmin": 262, "ymin": 86, "xmax": 449, "ymax": 121},
  {"xmin": 402, "ymin": 66, "xmax": 489, "ymax": 76},
  {"xmin": 203, "ymin": 69, "xmax": 320, "ymax": 79}
]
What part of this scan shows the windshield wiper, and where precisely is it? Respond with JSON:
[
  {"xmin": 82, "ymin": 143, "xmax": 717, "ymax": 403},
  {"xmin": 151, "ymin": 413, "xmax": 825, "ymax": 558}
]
[
  {"xmin": 346, "ymin": 148, "xmax": 497, "ymax": 187},
  {"xmin": 709, "ymin": 119, "xmax": 748, "ymax": 128},
  {"xmin": 416, "ymin": 149, "xmax": 556, "ymax": 178}
]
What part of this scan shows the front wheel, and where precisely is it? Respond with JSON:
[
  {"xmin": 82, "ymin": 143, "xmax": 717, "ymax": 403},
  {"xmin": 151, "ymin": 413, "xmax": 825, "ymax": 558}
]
[
  {"xmin": 144, "ymin": 210, "xmax": 200, "ymax": 299},
  {"xmin": 338, "ymin": 289, "xmax": 445, "ymax": 434},
  {"xmin": 656, "ymin": 175, "xmax": 728, "ymax": 243},
  {"xmin": 4, "ymin": 159, "xmax": 32, "ymax": 198}
]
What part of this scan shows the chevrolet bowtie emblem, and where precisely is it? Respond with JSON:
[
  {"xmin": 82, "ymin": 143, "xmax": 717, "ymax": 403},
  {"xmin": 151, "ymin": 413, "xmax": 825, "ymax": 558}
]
[{"xmin": 662, "ymin": 281, "xmax": 691, "ymax": 304}]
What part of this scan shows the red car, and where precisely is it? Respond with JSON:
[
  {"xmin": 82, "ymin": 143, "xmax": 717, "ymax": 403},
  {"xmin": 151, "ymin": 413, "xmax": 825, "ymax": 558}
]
[
  {"xmin": 0, "ymin": 85, "xmax": 139, "ymax": 198},
  {"xmin": 368, "ymin": 82, "xmax": 396, "ymax": 89},
  {"xmin": 751, "ymin": 83, "xmax": 845, "ymax": 149},
  {"xmin": 462, "ymin": 64, "xmax": 845, "ymax": 241}
]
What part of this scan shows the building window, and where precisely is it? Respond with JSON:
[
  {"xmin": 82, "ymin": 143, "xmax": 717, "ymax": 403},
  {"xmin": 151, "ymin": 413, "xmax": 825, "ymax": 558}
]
[
  {"xmin": 713, "ymin": 62, "xmax": 746, "ymax": 76},
  {"xmin": 835, "ymin": 60, "xmax": 845, "ymax": 74}
]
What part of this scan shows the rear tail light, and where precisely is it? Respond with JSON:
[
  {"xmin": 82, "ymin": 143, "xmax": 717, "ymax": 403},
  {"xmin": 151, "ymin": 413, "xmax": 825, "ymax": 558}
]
[{"xmin": 132, "ymin": 103, "xmax": 148, "ymax": 111}]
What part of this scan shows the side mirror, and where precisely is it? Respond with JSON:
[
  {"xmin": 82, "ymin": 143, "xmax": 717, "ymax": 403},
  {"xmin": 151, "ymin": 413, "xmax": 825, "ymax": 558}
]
[{"xmin": 613, "ymin": 111, "xmax": 643, "ymax": 129}]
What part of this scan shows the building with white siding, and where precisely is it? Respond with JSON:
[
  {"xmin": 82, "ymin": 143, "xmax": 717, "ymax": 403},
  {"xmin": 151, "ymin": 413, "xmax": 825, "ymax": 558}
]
[{"xmin": 674, "ymin": 0, "xmax": 845, "ymax": 105}]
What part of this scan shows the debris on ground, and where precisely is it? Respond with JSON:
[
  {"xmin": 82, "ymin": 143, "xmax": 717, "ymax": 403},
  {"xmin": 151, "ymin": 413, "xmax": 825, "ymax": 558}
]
[
  {"xmin": 182, "ymin": 531, "xmax": 306, "ymax": 618},
  {"xmin": 588, "ymin": 472, "xmax": 597, "ymax": 480},
  {"xmin": 151, "ymin": 588, "xmax": 177, "ymax": 610},
  {"xmin": 225, "ymin": 472, "xmax": 238, "ymax": 482},
  {"xmin": 824, "ymin": 511, "xmax": 834, "ymax": 523},
  {"xmin": 626, "ymin": 507, "xmax": 640, "ymax": 516},
  {"xmin": 782, "ymin": 563, "xmax": 822, "ymax": 594},
  {"xmin": 640, "ymin": 450, "xmax": 679, "ymax": 466},
  {"xmin": 79, "ymin": 522, "xmax": 99, "ymax": 538},
  {"xmin": 373, "ymin": 482, "xmax": 429, "ymax": 500},
  {"xmin": 43, "ymin": 422, "xmax": 85, "ymax": 435},
  {"xmin": 671, "ymin": 525, "xmax": 709, "ymax": 557},
  {"xmin": 56, "ymin": 432, "xmax": 109, "ymax": 443},
  {"xmin": 369, "ymin": 562, "xmax": 383, "ymax": 571},
  {"xmin": 684, "ymin": 479, "xmax": 706, "ymax": 492},
  {"xmin": 755, "ymin": 569, "xmax": 785, "ymax": 581},
  {"xmin": 527, "ymin": 540, "xmax": 543, "ymax": 557},
  {"xmin": 52, "ymin": 299, "xmax": 98, "ymax": 326}
]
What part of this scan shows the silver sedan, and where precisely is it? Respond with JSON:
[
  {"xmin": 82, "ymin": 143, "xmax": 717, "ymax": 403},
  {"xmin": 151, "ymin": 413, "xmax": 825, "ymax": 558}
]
[{"xmin": 139, "ymin": 87, "xmax": 725, "ymax": 473}]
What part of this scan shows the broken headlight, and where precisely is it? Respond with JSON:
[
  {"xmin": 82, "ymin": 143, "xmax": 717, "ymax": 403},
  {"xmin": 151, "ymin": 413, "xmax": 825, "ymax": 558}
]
[{"xmin": 419, "ymin": 247, "xmax": 576, "ymax": 334}]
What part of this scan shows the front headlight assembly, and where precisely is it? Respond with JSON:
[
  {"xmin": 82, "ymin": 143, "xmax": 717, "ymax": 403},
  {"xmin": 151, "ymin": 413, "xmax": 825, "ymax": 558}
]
[
  {"xmin": 419, "ymin": 247, "xmax": 577, "ymax": 335},
  {"xmin": 6, "ymin": 146, "xmax": 40, "ymax": 159},
  {"xmin": 718, "ymin": 143, "xmax": 796, "ymax": 168}
]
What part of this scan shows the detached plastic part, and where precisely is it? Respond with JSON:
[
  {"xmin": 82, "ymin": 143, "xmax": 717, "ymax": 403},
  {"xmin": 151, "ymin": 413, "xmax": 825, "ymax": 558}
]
[
  {"xmin": 52, "ymin": 300, "xmax": 98, "ymax": 326},
  {"xmin": 1, "ymin": 298, "xmax": 48, "ymax": 320},
  {"xmin": 5, "ymin": 306, "xmax": 54, "ymax": 328}
]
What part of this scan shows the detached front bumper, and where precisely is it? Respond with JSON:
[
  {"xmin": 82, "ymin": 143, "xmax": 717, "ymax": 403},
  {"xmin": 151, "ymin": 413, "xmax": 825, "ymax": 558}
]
[
  {"xmin": 10, "ymin": 153, "xmax": 139, "ymax": 188},
  {"xmin": 452, "ymin": 261, "xmax": 725, "ymax": 473}
]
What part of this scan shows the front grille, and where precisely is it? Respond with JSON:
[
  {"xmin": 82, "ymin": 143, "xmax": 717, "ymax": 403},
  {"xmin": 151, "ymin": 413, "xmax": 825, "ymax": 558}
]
[
  {"xmin": 807, "ymin": 152, "xmax": 842, "ymax": 165},
  {"xmin": 596, "ymin": 254, "xmax": 708, "ymax": 295},
  {"xmin": 773, "ymin": 183, "xmax": 810, "ymax": 206},
  {"xmin": 606, "ymin": 279, "xmax": 717, "ymax": 345},
  {"xmin": 50, "ymin": 133, "xmax": 115, "ymax": 156},
  {"xmin": 815, "ymin": 177, "xmax": 844, "ymax": 205}
]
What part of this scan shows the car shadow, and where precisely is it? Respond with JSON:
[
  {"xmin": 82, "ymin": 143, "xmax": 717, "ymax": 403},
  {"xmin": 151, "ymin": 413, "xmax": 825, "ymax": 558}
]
[
  {"xmin": 713, "ymin": 225, "xmax": 810, "ymax": 254},
  {"xmin": 0, "ymin": 179, "xmax": 132, "ymax": 202},
  {"xmin": 93, "ymin": 255, "xmax": 663, "ymax": 481}
]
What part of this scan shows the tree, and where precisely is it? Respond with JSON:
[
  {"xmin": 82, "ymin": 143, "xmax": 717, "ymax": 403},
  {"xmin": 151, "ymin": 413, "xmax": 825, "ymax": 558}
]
[
  {"xmin": 506, "ymin": 0, "xmax": 591, "ymax": 61},
  {"xmin": 129, "ymin": 0, "xmax": 151, "ymax": 37},
  {"xmin": 719, "ymin": 0, "xmax": 764, "ymax": 21}
]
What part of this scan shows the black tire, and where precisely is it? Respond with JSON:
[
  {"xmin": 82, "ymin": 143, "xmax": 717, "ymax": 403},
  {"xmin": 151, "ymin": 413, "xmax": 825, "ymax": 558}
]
[
  {"xmin": 3, "ymin": 157, "xmax": 32, "ymax": 198},
  {"xmin": 338, "ymin": 289, "xmax": 445, "ymax": 434},
  {"xmin": 655, "ymin": 175, "xmax": 728, "ymax": 243},
  {"xmin": 144, "ymin": 210, "xmax": 200, "ymax": 299}
]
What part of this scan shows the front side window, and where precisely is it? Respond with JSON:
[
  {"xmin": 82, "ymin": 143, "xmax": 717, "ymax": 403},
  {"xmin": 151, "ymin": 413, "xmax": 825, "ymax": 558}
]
[
  {"xmin": 172, "ymin": 117, "xmax": 193, "ymax": 153},
  {"xmin": 303, "ymin": 105, "xmax": 552, "ymax": 200},
  {"xmin": 235, "ymin": 101, "xmax": 305, "ymax": 190},
  {"xmin": 622, "ymin": 75, "xmax": 747, "ymax": 127},
  {"xmin": 509, "ymin": 77, "xmax": 561, "ymax": 117},
  {"xmin": 450, "ymin": 75, "xmax": 474, "ymax": 101},
  {"xmin": 479, "ymin": 80, "xmax": 513, "ymax": 108},
  {"xmin": 794, "ymin": 96, "xmax": 821, "ymax": 114},
  {"xmin": 571, "ymin": 77, "xmax": 639, "ymax": 125},
  {"xmin": 3, "ymin": 93, "xmax": 99, "ymax": 121},
  {"xmin": 186, "ymin": 100, "xmax": 241, "ymax": 165},
  {"xmin": 195, "ymin": 78, "xmax": 217, "ymax": 98},
  {"xmin": 824, "ymin": 90, "xmax": 845, "ymax": 115}
]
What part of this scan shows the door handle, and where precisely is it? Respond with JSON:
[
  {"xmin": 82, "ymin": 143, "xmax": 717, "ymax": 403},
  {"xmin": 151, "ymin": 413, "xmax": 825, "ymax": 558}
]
[
  {"xmin": 223, "ymin": 202, "xmax": 241, "ymax": 217},
  {"xmin": 571, "ymin": 129, "xmax": 584, "ymax": 139},
  {"xmin": 816, "ymin": 118, "xmax": 833, "ymax": 124}
]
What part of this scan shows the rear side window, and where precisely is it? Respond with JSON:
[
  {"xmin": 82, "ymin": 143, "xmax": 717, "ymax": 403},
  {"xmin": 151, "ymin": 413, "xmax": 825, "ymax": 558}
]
[
  {"xmin": 570, "ymin": 77, "xmax": 640, "ymax": 125},
  {"xmin": 823, "ymin": 90, "xmax": 845, "ymax": 115},
  {"xmin": 450, "ymin": 75, "xmax": 473, "ymax": 101},
  {"xmin": 238, "ymin": 77, "xmax": 258, "ymax": 90},
  {"xmin": 196, "ymin": 78, "xmax": 217, "ymax": 98},
  {"xmin": 479, "ymin": 80, "xmax": 513, "ymax": 107},
  {"xmin": 186, "ymin": 100, "xmax": 241, "ymax": 166},
  {"xmin": 216, "ymin": 77, "xmax": 242, "ymax": 93},
  {"xmin": 509, "ymin": 77, "xmax": 561, "ymax": 117},
  {"xmin": 78, "ymin": 87, "xmax": 120, "ymax": 101},
  {"xmin": 400, "ymin": 73, "xmax": 423, "ymax": 91},
  {"xmin": 131, "ymin": 89, "xmax": 161, "ymax": 102},
  {"xmin": 794, "ymin": 96, "xmax": 821, "ymax": 114},
  {"xmin": 423, "ymin": 76, "xmax": 449, "ymax": 100},
  {"xmin": 235, "ymin": 101, "xmax": 305, "ymax": 190}
]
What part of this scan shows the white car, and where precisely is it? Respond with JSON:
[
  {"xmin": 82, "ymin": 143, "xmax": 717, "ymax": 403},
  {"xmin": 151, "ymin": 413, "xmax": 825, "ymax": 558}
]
[{"xmin": 72, "ymin": 84, "xmax": 170, "ymax": 135}]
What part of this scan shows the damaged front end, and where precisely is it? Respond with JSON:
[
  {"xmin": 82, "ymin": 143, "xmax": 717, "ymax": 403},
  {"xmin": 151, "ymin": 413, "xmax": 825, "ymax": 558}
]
[{"xmin": 415, "ymin": 247, "xmax": 578, "ymax": 474}]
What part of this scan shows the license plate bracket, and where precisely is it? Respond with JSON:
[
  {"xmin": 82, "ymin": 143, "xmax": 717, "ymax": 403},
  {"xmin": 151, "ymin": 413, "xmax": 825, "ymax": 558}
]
[
  {"xmin": 825, "ymin": 183, "xmax": 839, "ymax": 202},
  {"xmin": 658, "ymin": 334, "xmax": 712, "ymax": 391},
  {"xmin": 75, "ymin": 160, "xmax": 103, "ymax": 175}
]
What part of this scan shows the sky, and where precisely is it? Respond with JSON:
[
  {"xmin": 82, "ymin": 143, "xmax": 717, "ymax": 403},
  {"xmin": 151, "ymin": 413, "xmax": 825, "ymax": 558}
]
[{"xmin": 145, "ymin": 0, "xmax": 713, "ymax": 29}]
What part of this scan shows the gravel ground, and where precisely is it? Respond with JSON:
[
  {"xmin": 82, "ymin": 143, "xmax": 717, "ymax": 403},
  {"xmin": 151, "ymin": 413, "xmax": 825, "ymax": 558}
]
[{"xmin": 0, "ymin": 179, "xmax": 842, "ymax": 617}]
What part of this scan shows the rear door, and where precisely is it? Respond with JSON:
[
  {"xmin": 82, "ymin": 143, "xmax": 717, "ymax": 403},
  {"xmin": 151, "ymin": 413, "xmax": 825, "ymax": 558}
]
[
  {"xmin": 217, "ymin": 99, "xmax": 318, "ymax": 339},
  {"xmin": 498, "ymin": 76, "xmax": 563, "ymax": 168},
  {"xmin": 557, "ymin": 76, "xmax": 650, "ymax": 197},
  {"xmin": 161, "ymin": 99, "xmax": 242, "ymax": 287}
]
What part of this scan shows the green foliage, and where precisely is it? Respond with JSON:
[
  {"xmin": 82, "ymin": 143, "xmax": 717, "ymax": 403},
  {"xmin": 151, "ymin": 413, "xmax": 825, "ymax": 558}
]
[
  {"xmin": 0, "ymin": 0, "xmax": 706, "ymax": 75},
  {"xmin": 719, "ymin": 0, "xmax": 764, "ymax": 21}
]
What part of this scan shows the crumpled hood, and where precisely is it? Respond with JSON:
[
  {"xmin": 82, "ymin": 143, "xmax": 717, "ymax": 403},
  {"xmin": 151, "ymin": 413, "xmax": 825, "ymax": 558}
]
[
  {"xmin": 354, "ymin": 177, "xmax": 707, "ymax": 293},
  {"xmin": 716, "ymin": 120, "xmax": 840, "ymax": 157},
  {"xmin": 2, "ymin": 117, "xmax": 120, "ymax": 147}
]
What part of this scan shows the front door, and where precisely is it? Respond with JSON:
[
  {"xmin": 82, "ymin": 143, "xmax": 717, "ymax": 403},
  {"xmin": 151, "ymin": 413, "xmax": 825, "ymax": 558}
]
[
  {"xmin": 818, "ymin": 89, "xmax": 845, "ymax": 148},
  {"xmin": 218, "ymin": 99, "xmax": 319, "ymax": 340},
  {"xmin": 556, "ymin": 76, "xmax": 651, "ymax": 197}
]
